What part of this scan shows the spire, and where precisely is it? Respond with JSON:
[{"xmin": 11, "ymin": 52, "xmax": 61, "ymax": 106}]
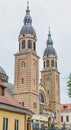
[
  {"xmin": 47, "ymin": 27, "xmax": 53, "ymax": 47},
  {"xmin": 24, "ymin": 1, "xmax": 32, "ymax": 25},
  {"xmin": 48, "ymin": 26, "xmax": 51, "ymax": 38},
  {"xmin": 27, "ymin": 0, "xmax": 29, "ymax": 9},
  {"xmin": 48, "ymin": 26, "xmax": 50, "ymax": 34}
]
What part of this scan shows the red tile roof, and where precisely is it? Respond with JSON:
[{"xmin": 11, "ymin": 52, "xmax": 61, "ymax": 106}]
[
  {"xmin": 0, "ymin": 82, "xmax": 24, "ymax": 109},
  {"xmin": 61, "ymin": 104, "xmax": 71, "ymax": 110}
]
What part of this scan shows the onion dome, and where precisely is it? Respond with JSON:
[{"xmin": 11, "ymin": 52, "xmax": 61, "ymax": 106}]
[
  {"xmin": 43, "ymin": 29, "xmax": 57, "ymax": 57},
  {"xmin": 20, "ymin": 2, "xmax": 36, "ymax": 37}
]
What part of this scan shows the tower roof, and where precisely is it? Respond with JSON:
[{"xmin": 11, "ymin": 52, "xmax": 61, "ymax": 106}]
[
  {"xmin": 43, "ymin": 28, "xmax": 57, "ymax": 57},
  {"xmin": 19, "ymin": 1, "xmax": 36, "ymax": 37}
]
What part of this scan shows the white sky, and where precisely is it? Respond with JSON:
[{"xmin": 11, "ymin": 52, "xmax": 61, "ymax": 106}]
[{"xmin": 0, "ymin": 0, "xmax": 71, "ymax": 103}]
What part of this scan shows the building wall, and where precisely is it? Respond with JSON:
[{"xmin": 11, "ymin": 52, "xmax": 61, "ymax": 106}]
[
  {"xmin": 14, "ymin": 34, "xmax": 39, "ymax": 114},
  {"xmin": 61, "ymin": 110, "xmax": 71, "ymax": 128},
  {"xmin": 41, "ymin": 55, "xmax": 61, "ymax": 128},
  {"xmin": 0, "ymin": 110, "xmax": 25, "ymax": 130}
]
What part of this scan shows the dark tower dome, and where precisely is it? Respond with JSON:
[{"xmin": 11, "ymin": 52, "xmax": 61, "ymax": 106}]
[
  {"xmin": 43, "ymin": 29, "xmax": 57, "ymax": 57},
  {"xmin": 19, "ymin": 2, "xmax": 36, "ymax": 37}
]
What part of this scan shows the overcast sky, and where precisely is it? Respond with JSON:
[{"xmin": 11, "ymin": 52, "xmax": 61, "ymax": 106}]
[{"xmin": 0, "ymin": 0, "xmax": 71, "ymax": 103}]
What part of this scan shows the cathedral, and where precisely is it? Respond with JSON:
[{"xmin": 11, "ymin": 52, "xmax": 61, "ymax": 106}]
[
  {"xmin": 14, "ymin": 2, "xmax": 61, "ymax": 128},
  {"xmin": 0, "ymin": 1, "xmax": 61, "ymax": 129}
]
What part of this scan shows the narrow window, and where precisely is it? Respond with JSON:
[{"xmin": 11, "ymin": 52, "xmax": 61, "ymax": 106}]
[
  {"xmin": 34, "ymin": 42, "xmax": 36, "ymax": 51},
  {"xmin": 61, "ymin": 116, "xmax": 63, "ymax": 122},
  {"xmin": 66, "ymin": 116, "xmax": 69, "ymax": 122},
  {"xmin": 28, "ymin": 40, "xmax": 32, "ymax": 48},
  {"xmin": 55, "ymin": 61, "xmax": 57, "ymax": 68},
  {"xmin": 22, "ymin": 78, "xmax": 24, "ymax": 84},
  {"xmin": 22, "ymin": 102, "xmax": 24, "ymax": 106},
  {"xmin": 22, "ymin": 40, "xmax": 25, "ymax": 49},
  {"xmin": 14, "ymin": 120, "xmax": 19, "ymax": 130},
  {"xmin": 44, "ymin": 61, "xmax": 45, "ymax": 68},
  {"xmin": 46, "ymin": 60, "xmax": 49, "ymax": 67},
  {"xmin": 51, "ymin": 60, "xmax": 54, "ymax": 67},
  {"xmin": 21, "ymin": 61, "xmax": 25, "ymax": 68},
  {"xmin": 3, "ymin": 118, "xmax": 8, "ymax": 130}
]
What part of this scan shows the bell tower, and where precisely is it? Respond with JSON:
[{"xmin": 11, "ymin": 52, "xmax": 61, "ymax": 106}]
[
  {"xmin": 41, "ymin": 28, "xmax": 61, "ymax": 127},
  {"xmin": 14, "ymin": 2, "xmax": 39, "ymax": 113}
]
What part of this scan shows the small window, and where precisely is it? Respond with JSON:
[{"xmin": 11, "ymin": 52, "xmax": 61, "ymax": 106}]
[
  {"xmin": 66, "ymin": 116, "xmax": 69, "ymax": 122},
  {"xmin": 22, "ymin": 78, "xmax": 24, "ymax": 84},
  {"xmin": 3, "ymin": 117, "xmax": 8, "ymax": 130},
  {"xmin": 46, "ymin": 60, "xmax": 49, "ymax": 67},
  {"xmin": 34, "ymin": 42, "xmax": 36, "ymax": 51},
  {"xmin": 22, "ymin": 40, "xmax": 25, "ymax": 49},
  {"xmin": 51, "ymin": 60, "xmax": 54, "ymax": 67},
  {"xmin": 61, "ymin": 116, "xmax": 63, "ymax": 122},
  {"xmin": 22, "ymin": 102, "xmax": 24, "ymax": 106},
  {"xmin": 47, "ymin": 77, "xmax": 50, "ymax": 83},
  {"xmin": 55, "ymin": 61, "xmax": 57, "ymax": 68},
  {"xmin": 44, "ymin": 61, "xmax": 45, "ymax": 68},
  {"xmin": 21, "ymin": 61, "xmax": 25, "ymax": 68},
  {"xmin": 14, "ymin": 119, "xmax": 19, "ymax": 130},
  {"xmin": 28, "ymin": 40, "xmax": 32, "ymax": 48}
]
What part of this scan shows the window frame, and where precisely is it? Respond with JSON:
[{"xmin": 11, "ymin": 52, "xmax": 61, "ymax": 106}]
[
  {"xmin": 28, "ymin": 40, "xmax": 32, "ymax": 49},
  {"xmin": 61, "ymin": 116, "xmax": 63, "ymax": 122},
  {"xmin": 66, "ymin": 116, "xmax": 69, "ymax": 122},
  {"xmin": 22, "ymin": 40, "xmax": 25, "ymax": 49},
  {"xmin": 51, "ymin": 60, "xmax": 54, "ymax": 67},
  {"xmin": 14, "ymin": 119, "xmax": 19, "ymax": 130},
  {"xmin": 3, "ymin": 117, "xmax": 8, "ymax": 130},
  {"xmin": 46, "ymin": 60, "xmax": 49, "ymax": 67}
]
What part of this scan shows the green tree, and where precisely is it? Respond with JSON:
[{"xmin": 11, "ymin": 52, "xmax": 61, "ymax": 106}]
[{"xmin": 67, "ymin": 73, "xmax": 71, "ymax": 98}]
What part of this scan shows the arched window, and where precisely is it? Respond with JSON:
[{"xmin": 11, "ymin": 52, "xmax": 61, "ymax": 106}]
[
  {"xmin": 51, "ymin": 60, "xmax": 54, "ymax": 67},
  {"xmin": 34, "ymin": 42, "xmax": 36, "ymax": 51},
  {"xmin": 39, "ymin": 92, "xmax": 44, "ymax": 103},
  {"xmin": 22, "ymin": 40, "xmax": 25, "ymax": 49},
  {"xmin": 21, "ymin": 61, "xmax": 25, "ymax": 68},
  {"xmin": 28, "ymin": 40, "xmax": 32, "ymax": 48},
  {"xmin": 44, "ymin": 61, "xmax": 45, "ymax": 69},
  {"xmin": 46, "ymin": 60, "xmax": 49, "ymax": 67}
]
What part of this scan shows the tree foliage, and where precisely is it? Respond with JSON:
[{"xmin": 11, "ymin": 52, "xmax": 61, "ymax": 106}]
[{"xmin": 67, "ymin": 73, "xmax": 71, "ymax": 98}]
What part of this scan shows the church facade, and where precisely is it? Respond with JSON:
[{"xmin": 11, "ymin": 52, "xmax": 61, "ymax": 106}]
[{"xmin": 14, "ymin": 3, "xmax": 61, "ymax": 128}]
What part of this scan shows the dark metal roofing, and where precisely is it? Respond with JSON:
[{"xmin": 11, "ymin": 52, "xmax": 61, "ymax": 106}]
[
  {"xmin": 43, "ymin": 46, "xmax": 57, "ymax": 57},
  {"xmin": 19, "ymin": 4, "xmax": 36, "ymax": 37},
  {"xmin": 43, "ymin": 30, "xmax": 57, "ymax": 57},
  {"xmin": 20, "ymin": 24, "xmax": 36, "ymax": 37}
]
